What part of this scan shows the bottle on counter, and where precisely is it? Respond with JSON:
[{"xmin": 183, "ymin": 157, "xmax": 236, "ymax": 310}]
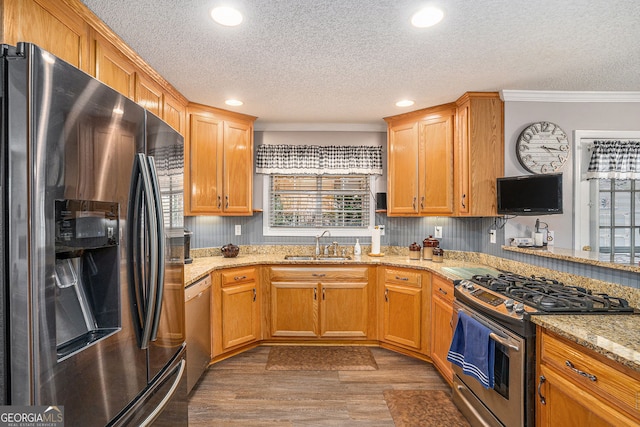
[{"xmin": 354, "ymin": 239, "xmax": 362, "ymax": 256}]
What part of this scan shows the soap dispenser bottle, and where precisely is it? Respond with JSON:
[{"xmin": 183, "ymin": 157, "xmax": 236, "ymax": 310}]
[{"xmin": 354, "ymin": 239, "xmax": 362, "ymax": 256}]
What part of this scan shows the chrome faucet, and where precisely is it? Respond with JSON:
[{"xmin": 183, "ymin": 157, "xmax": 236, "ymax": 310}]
[
  {"xmin": 315, "ymin": 230, "xmax": 331, "ymax": 255},
  {"xmin": 332, "ymin": 241, "xmax": 339, "ymax": 256}
]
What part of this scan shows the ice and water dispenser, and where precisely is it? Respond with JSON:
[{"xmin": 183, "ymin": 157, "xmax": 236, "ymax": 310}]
[{"xmin": 55, "ymin": 199, "xmax": 120, "ymax": 360}]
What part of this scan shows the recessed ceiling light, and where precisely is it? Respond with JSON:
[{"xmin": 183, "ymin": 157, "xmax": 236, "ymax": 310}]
[
  {"xmin": 210, "ymin": 6, "xmax": 243, "ymax": 27},
  {"xmin": 225, "ymin": 99, "xmax": 244, "ymax": 107},
  {"xmin": 395, "ymin": 100, "xmax": 415, "ymax": 107},
  {"xmin": 411, "ymin": 7, "xmax": 444, "ymax": 28}
]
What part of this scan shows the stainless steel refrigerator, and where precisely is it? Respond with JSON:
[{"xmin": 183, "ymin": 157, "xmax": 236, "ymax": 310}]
[{"xmin": 0, "ymin": 43, "xmax": 187, "ymax": 426}]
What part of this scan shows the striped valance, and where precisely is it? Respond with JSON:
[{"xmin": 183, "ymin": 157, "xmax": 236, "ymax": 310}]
[
  {"xmin": 586, "ymin": 140, "xmax": 640, "ymax": 180},
  {"xmin": 255, "ymin": 144, "xmax": 383, "ymax": 175}
]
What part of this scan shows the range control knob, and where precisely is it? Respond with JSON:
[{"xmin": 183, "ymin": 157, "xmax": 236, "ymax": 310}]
[
  {"xmin": 504, "ymin": 299, "xmax": 515, "ymax": 310},
  {"xmin": 514, "ymin": 303, "xmax": 525, "ymax": 314},
  {"xmin": 461, "ymin": 281, "xmax": 475, "ymax": 291}
]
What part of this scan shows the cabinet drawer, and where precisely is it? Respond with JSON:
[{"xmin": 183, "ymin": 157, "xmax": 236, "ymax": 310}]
[
  {"xmin": 540, "ymin": 330, "xmax": 640, "ymax": 419},
  {"xmin": 221, "ymin": 267, "xmax": 257, "ymax": 286},
  {"xmin": 432, "ymin": 275, "xmax": 454, "ymax": 303},
  {"xmin": 269, "ymin": 266, "xmax": 368, "ymax": 282},
  {"xmin": 384, "ymin": 268, "xmax": 421, "ymax": 288}
]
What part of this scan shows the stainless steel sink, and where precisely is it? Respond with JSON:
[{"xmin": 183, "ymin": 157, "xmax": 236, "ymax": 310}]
[{"xmin": 283, "ymin": 255, "xmax": 352, "ymax": 261}]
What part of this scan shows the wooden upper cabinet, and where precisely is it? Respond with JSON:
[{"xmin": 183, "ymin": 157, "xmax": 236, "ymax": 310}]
[
  {"xmin": 185, "ymin": 103, "xmax": 256, "ymax": 216},
  {"xmin": 385, "ymin": 105, "xmax": 456, "ymax": 216},
  {"xmin": 455, "ymin": 92, "xmax": 504, "ymax": 216},
  {"xmin": 135, "ymin": 72, "xmax": 163, "ymax": 117},
  {"xmin": 92, "ymin": 34, "xmax": 136, "ymax": 98},
  {"xmin": 163, "ymin": 92, "xmax": 187, "ymax": 135},
  {"xmin": 186, "ymin": 111, "xmax": 223, "ymax": 214},
  {"xmin": 419, "ymin": 111, "xmax": 455, "ymax": 215},
  {"xmin": 2, "ymin": 0, "xmax": 90, "ymax": 71},
  {"xmin": 387, "ymin": 121, "xmax": 419, "ymax": 215},
  {"xmin": 222, "ymin": 120, "xmax": 253, "ymax": 214}
]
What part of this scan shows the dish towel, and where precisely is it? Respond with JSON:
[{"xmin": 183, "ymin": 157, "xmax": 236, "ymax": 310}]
[{"xmin": 447, "ymin": 311, "xmax": 495, "ymax": 389}]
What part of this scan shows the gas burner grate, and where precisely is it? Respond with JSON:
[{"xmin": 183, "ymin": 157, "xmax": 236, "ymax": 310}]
[{"xmin": 469, "ymin": 273, "xmax": 635, "ymax": 314}]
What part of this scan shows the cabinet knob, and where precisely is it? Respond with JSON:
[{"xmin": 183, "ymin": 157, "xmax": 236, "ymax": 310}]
[
  {"xmin": 461, "ymin": 193, "xmax": 466, "ymax": 209},
  {"xmin": 420, "ymin": 196, "xmax": 425, "ymax": 209},
  {"xmin": 412, "ymin": 197, "xmax": 417, "ymax": 210},
  {"xmin": 384, "ymin": 288, "xmax": 389, "ymax": 302},
  {"xmin": 252, "ymin": 288, "xmax": 257, "ymax": 302},
  {"xmin": 225, "ymin": 195, "xmax": 229, "ymax": 208},
  {"xmin": 217, "ymin": 195, "xmax": 222, "ymax": 208}
]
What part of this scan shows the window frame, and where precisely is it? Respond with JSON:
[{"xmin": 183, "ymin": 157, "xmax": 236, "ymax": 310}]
[{"xmin": 262, "ymin": 174, "xmax": 377, "ymax": 237}]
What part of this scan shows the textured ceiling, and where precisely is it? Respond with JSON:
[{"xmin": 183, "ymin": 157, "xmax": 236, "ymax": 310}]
[{"xmin": 81, "ymin": 0, "xmax": 640, "ymax": 129}]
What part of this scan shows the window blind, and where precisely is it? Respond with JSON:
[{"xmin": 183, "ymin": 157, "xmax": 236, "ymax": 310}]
[{"xmin": 269, "ymin": 175, "xmax": 370, "ymax": 228}]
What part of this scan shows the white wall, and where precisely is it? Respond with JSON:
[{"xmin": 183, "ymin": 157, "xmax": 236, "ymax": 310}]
[{"xmin": 503, "ymin": 97, "xmax": 640, "ymax": 248}]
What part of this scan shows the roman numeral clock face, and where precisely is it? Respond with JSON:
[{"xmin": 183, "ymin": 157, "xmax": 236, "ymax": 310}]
[{"xmin": 516, "ymin": 121, "xmax": 569, "ymax": 174}]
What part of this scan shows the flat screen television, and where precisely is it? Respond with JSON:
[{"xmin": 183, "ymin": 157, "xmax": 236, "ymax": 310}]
[{"xmin": 497, "ymin": 173, "xmax": 563, "ymax": 215}]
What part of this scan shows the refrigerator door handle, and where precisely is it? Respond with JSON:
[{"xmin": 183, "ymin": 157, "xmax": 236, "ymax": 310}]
[
  {"xmin": 138, "ymin": 153, "xmax": 159, "ymax": 349},
  {"xmin": 127, "ymin": 155, "xmax": 145, "ymax": 345},
  {"xmin": 139, "ymin": 359, "xmax": 186, "ymax": 427},
  {"xmin": 146, "ymin": 155, "xmax": 165, "ymax": 341}
]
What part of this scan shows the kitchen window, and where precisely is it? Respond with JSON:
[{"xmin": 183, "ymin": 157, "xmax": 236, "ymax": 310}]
[
  {"xmin": 256, "ymin": 144, "xmax": 382, "ymax": 237},
  {"xmin": 593, "ymin": 179, "xmax": 640, "ymax": 264},
  {"xmin": 574, "ymin": 131, "xmax": 640, "ymax": 265}
]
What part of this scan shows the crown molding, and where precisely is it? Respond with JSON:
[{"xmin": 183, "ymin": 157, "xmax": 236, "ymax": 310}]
[{"xmin": 500, "ymin": 90, "xmax": 640, "ymax": 103}]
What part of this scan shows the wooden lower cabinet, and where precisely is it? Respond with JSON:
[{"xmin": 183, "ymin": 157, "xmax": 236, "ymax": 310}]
[
  {"xmin": 268, "ymin": 266, "xmax": 373, "ymax": 339},
  {"xmin": 213, "ymin": 267, "xmax": 260, "ymax": 357},
  {"xmin": 536, "ymin": 328, "xmax": 640, "ymax": 427},
  {"xmin": 430, "ymin": 275, "xmax": 454, "ymax": 383},
  {"xmin": 380, "ymin": 267, "xmax": 430, "ymax": 354}
]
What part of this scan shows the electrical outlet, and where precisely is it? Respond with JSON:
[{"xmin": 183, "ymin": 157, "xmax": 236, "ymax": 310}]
[
  {"xmin": 489, "ymin": 229, "xmax": 497, "ymax": 244},
  {"xmin": 378, "ymin": 225, "xmax": 385, "ymax": 236},
  {"xmin": 434, "ymin": 226, "xmax": 443, "ymax": 238},
  {"xmin": 235, "ymin": 224, "xmax": 241, "ymax": 236}
]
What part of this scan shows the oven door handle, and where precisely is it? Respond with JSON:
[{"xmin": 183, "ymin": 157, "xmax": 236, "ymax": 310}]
[{"xmin": 489, "ymin": 332, "xmax": 520, "ymax": 352}]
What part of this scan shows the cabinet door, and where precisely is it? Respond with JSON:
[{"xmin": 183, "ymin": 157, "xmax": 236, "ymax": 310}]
[
  {"xmin": 455, "ymin": 93, "xmax": 504, "ymax": 216},
  {"xmin": 3, "ymin": 0, "xmax": 89, "ymax": 71},
  {"xmin": 537, "ymin": 365, "xmax": 639, "ymax": 427},
  {"xmin": 93, "ymin": 36, "xmax": 136, "ymax": 98},
  {"xmin": 222, "ymin": 120, "xmax": 253, "ymax": 214},
  {"xmin": 382, "ymin": 284, "xmax": 422, "ymax": 349},
  {"xmin": 163, "ymin": 93, "xmax": 186, "ymax": 135},
  {"xmin": 419, "ymin": 114, "xmax": 454, "ymax": 215},
  {"xmin": 320, "ymin": 283, "xmax": 368, "ymax": 338},
  {"xmin": 387, "ymin": 122, "xmax": 419, "ymax": 215},
  {"xmin": 431, "ymin": 295, "xmax": 454, "ymax": 382},
  {"xmin": 186, "ymin": 113, "xmax": 223, "ymax": 214},
  {"xmin": 135, "ymin": 73, "xmax": 163, "ymax": 117},
  {"xmin": 270, "ymin": 283, "xmax": 318, "ymax": 337},
  {"xmin": 221, "ymin": 282, "xmax": 260, "ymax": 350}
]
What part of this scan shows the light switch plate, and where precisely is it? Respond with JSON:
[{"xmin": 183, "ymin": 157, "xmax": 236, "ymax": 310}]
[
  {"xmin": 489, "ymin": 229, "xmax": 497, "ymax": 244},
  {"xmin": 235, "ymin": 224, "xmax": 241, "ymax": 236},
  {"xmin": 434, "ymin": 226, "xmax": 443, "ymax": 238}
]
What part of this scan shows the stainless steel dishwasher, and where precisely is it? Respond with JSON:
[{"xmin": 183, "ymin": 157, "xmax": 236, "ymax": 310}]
[{"xmin": 185, "ymin": 275, "xmax": 212, "ymax": 393}]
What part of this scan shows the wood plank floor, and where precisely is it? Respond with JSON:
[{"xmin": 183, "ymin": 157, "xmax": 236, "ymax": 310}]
[{"xmin": 188, "ymin": 346, "xmax": 453, "ymax": 426}]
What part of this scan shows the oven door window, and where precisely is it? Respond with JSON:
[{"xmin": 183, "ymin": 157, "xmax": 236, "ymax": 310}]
[{"xmin": 493, "ymin": 342, "xmax": 509, "ymax": 399}]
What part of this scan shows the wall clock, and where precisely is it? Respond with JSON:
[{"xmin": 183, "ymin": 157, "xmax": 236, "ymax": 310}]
[{"xmin": 516, "ymin": 121, "xmax": 569, "ymax": 174}]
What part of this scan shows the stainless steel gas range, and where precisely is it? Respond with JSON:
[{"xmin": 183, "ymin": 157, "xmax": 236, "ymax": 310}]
[{"xmin": 450, "ymin": 272, "xmax": 635, "ymax": 427}]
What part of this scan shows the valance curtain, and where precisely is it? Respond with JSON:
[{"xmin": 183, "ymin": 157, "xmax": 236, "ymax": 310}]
[
  {"xmin": 586, "ymin": 140, "xmax": 640, "ymax": 180},
  {"xmin": 255, "ymin": 144, "xmax": 383, "ymax": 175}
]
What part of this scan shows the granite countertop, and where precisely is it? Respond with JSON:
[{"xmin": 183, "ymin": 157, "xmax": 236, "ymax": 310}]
[
  {"xmin": 531, "ymin": 314, "xmax": 640, "ymax": 373},
  {"xmin": 184, "ymin": 253, "xmax": 480, "ymax": 286},
  {"xmin": 184, "ymin": 247, "xmax": 640, "ymax": 374}
]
